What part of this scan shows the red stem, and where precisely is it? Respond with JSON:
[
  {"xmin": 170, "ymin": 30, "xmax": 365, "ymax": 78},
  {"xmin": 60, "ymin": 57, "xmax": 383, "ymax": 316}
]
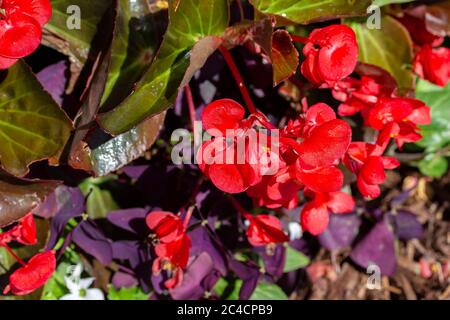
[
  {"xmin": 229, "ymin": 197, "xmax": 252, "ymax": 220},
  {"xmin": 218, "ymin": 45, "xmax": 257, "ymax": 114},
  {"xmin": 2, "ymin": 244, "xmax": 26, "ymax": 266},
  {"xmin": 291, "ymin": 34, "xmax": 309, "ymax": 44},
  {"xmin": 183, "ymin": 206, "xmax": 195, "ymax": 229},
  {"xmin": 184, "ymin": 85, "xmax": 200, "ymax": 147}
]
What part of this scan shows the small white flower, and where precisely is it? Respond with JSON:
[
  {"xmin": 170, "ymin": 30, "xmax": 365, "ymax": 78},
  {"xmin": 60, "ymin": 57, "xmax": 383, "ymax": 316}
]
[{"xmin": 60, "ymin": 263, "xmax": 104, "ymax": 300}]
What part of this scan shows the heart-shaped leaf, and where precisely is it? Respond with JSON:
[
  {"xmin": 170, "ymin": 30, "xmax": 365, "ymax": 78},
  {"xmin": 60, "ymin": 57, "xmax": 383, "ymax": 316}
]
[
  {"xmin": 98, "ymin": 0, "xmax": 230, "ymax": 135},
  {"xmin": 0, "ymin": 61, "xmax": 72, "ymax": 176},
  {"xmin": 249, "ymin": 0, "xmax": 372, "ymax": 25},
  {"xmin": 415, "ymin": 80, "xmax": 450, "ymax": 152},
  {"xmin": 347, "ymin": 16, "xmax": 415, "ymax": 91}
]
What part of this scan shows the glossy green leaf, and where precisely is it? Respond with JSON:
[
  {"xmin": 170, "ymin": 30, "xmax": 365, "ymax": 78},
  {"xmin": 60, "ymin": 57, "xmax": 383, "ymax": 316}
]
[
  {"xmin": 100, "ymin": 0, "xmax": 167, "ymax": 111},
  {"xmin": 44, "ymin": 0, "xmax": 113, "ymax": 64},
  {"xmin": 283, "ymin": 246, "xmax": 310, "ymax": 273},
  {"xmin": 347, "ymin": 16, "xmax": 414, "ymax": 91},
  {"xmin": 250, "ymin": 282, "xmax": 288, "ymax": 300},
  {"xmin": 90, "ymin": 112, "xmax": 166, "ymax": 176},
  {"xmin": 418, "ymin": 155, "xmax": 449, "ymax": 178},
  {"xmin": 214, "ymin": 278, "xmax": 243, "ymax": 300},
  {"xmin": 416, "ymin": 80, "xmax": 450, "ymax": 152},
  {"xmin": 249, "ymin": 0, "xmax": 372, "ymax": 25},
  {"xmin": 98, "ymin": 0, "xmax": 230, "ymax": 135},
  {"xmin": 0, "ymin": 61, "xmax": 72, "ymax": 176}
]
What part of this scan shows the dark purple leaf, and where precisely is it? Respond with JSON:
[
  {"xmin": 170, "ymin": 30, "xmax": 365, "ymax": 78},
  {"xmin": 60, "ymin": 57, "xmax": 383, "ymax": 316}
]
[
  {"xmin": 41, "ymin": 186, "xmax": 85, "ymax": 250},
  {"xmin": 256, "ymin": 245, "xmax": 286, "ymax": 278},
  {"xmin": 112, "ymin": 271, "xmax": 139, "ymax": 289},
  {"xmin": 107, "ymin": 208, "xmax": 148, "ymax": 236},
  {"xmin": 350, "ymin": 219, "xmax": 397, "ymax": 276},
  {"xmin": 170, "ymin": 252, "xmax": 216, "ymax": 300},
  {"xmin": 390, "ymin": 210, "xmax": 423, "ymax": 241},
  {"xmin": 72, "ymin": 220, "xmax": 113, "ymax": 265},
  {"xmin": 122, "ymin": 166, "xmax": 150, "ymax": 180},
  {"xmin": 229, "ymin": 259, "xmax": 261, "ymax": 300},
  {"xmin": 318, "ymin": 213, "xmax": 361, "ymax": 251},
  {"xmin": 36, "ymin": 60, "xmax": 69, "ymax": 106}
]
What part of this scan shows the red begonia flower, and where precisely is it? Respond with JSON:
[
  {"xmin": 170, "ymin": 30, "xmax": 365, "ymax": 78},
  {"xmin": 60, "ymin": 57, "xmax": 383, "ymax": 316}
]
[
  {"xmin": 146, "ymin": 211, "xmax": 184, "ymax": 243},
  {"xmin": 247, "ymin": 165, "xmax": 301, "ymax": 209},
  {"xmin": 0, "ymin": 0, "xmax": 52, "ymax": 69},
  {"xmin": 368, "ymin": 98, "xmax": 431, "ymax": 148},
  {"xmin": 301, "ymin": 191, "xmax": 355, "ymax": 235},
  {"xmin": 344, "ymin": 142, "xmax": 400, "ymax": 199},
  {"xmin": 332, "ymin": 64, "xmax": 398, "ymax": 121},
  {"xmin": 413, "ymin": 45, "xmax": 450, "ymax": 87},
  {"xmin": 301, "ymin": 25, "xmax": 358, "ymax": 87},
  {"xmin": 3, "ymin": 250, "xmax": 56, "ymax": 296},
  {"xmin": 152, "ymin": 233, "xmax": 191, "ymax": 289},
  {"xmin": 9, "ymin": 213, "xmax": 37, "ymax": 245},
  {"xmin": 244, "ymin": 213, "xmax": 288, "ymax": 246}
]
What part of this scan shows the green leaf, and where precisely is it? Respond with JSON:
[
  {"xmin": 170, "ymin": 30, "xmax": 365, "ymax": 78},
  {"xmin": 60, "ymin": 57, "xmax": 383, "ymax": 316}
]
[
  {"xmin": 98, "ymin": 0, "xmax": 230, "ymax": 135},
  {"xmin": 100, "ymin": 0, "xmax": 167, "ymax": 111},
  {"xmin": 44, "ymin": 0, "xmax": 113, "ymax": 64},
  {"xmin": 283, "ymin": 246, "xmax": 310, "ymax": 273},
  {"xmin": 0, "ymin": 61, "xmax": 72, "ymax": 176},
  {"xmin": 79, "ymin": 177, "xmax": 119, "ymax": 219},
  {"xmin": 214, "ymin": 278, "xmax": 243, "ymax": 300},
  {"xmin": 250, "ymin": 282, "xmax": 288, "ymax": 300},
  {"xmin": 271, "ymin": 30, "xmax": 299, "ymax": 86},
  {"xmin": 418, "ymin": 155, "xmax": 449, "ymax": 178},
  {"xmin": 373, "ymin": 0, "xmax": 417, "ymax": 6},
  {"xmin": 415, "ymin": 80, "xmax": 450, "ymax": 152},
  {"xmin": 347, "ymin": 16, "xmax": 414, "ymax": 91},
  {"xmin": 107, "ymin": 286, "xmax": 150, "ymax": 300},
  {"xmin": 0, "ymin": 172, "xmax": 60, "ymax": 227},
  {"xmin": 249, "ymin": 0, "xmax": 372, "ymax": 25}
]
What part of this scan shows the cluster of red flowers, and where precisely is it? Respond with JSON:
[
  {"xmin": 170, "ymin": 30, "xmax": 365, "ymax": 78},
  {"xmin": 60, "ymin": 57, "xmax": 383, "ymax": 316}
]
[
  {"xmin": 0, "ymin": 214, "xmax": 56, "ymax": 295},
  {"xmin": 397, "ymin": 11, "xmax": 450, "ymax": 87},
  {"xmin": 0, "ymin": 0, "xmax": 52, "ymax": 69},
  {"xmin": 146, "ymin": 210, "xmax": 192, "ymax": 289},
  {"xmin": 195, "ymin": 24, "xmax": 432, "ymax": 243}
]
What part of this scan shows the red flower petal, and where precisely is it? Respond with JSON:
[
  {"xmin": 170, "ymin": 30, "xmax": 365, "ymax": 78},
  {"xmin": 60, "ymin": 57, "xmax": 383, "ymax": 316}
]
[
  {"xmin": 4, "ymin": 0, "xmax": 53, "ymax": 27},
  {"xmin": 146, "ymin": 211, "xmax": 184, "ymax": 243},
  {"xmin": 301, "ymin": 202, "xmax": 329, "ymax": 235},
  {"xmin": 298, "ymin": 119, "xmax": 352, "ymax": 168},
  {"xmin": 360, "ymin": 156, "xmax": 386, "ymax": 185},
  {"xmin": 208, "ymin": 163, "xmax": 260, "ymax": 194},
  {"xmin": 154, "ymin": 233, "xmax": 191, "ymax": 269},
  {"xmin": 11, "ymin": 213, "xmax": 37, "ymax": 245},
  {"xmin": 0, "ymin": 56, "xmax": 18, "ymax": 69},
  {"xmin": 201, "ymin": 99, "xmax": 245, "ymax": 136},
  {"xmin": 297, "ymin": 165, "xmax": 344, "ymax": 193},
  {"xmin": 369, "ymin": 98, "xmax": 415, "ymax": 130},
  {"xmin": 326, "ymin": 192, "xmax": 355, "ymax": 214},
  {"xmin": 357, "ymin": 175, "xmax": 381, "ymax": 199},
  {"xmin": 4, "ymin": 251, "xmax": 56, "ymax": 296},
  {"xmin": 0, "ymin": 11, "xmax": 41, "ymax": 58},
  {"xmin": 245, "ymin": 214, "xmax": 288, "ymax": 246},
  {"xmin": 305, "ymin": 103, "xmax": 336, "ymax": 126}
]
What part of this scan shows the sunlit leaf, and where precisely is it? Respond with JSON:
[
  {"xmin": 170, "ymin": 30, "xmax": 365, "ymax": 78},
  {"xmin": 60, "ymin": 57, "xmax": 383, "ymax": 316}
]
[
  {"xmin": 0, "ymin": 61, "xmax": 72, "ymax": 176},
  {"xmin": 249, "ymin": 0, "xmax": 372, "ymax": 25},
  {"xmin": 250, "ymin": 282, "xmax": 288, "ymax": 300},
  {"xmin": 271, "ymin": 30, "xmax": 298, "ymax": 86},
  {"xmin": 347, "ymin": 16, "xmax": 415, "ymax": 91}
]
